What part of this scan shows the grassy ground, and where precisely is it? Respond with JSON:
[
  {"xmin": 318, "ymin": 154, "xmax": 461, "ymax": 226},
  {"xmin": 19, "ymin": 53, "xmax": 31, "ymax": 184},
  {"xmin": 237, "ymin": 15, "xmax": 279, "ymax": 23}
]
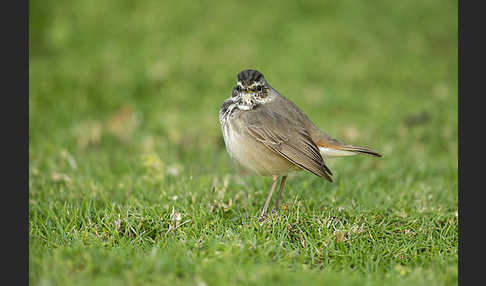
[{"xmin": 29, "ymin": 0, "xmax": 457, "ymax": 285}]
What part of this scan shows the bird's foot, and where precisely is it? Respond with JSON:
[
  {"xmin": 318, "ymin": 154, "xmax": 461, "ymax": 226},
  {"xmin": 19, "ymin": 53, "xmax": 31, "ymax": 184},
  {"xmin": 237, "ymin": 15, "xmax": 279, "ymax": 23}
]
[
  {"xmin": 271, "ymin": 207, "xmax": 279, "ymax": 217},
  {"xmin": 258, "ymin": 214, "xmax": 269, "ymax": 225}
]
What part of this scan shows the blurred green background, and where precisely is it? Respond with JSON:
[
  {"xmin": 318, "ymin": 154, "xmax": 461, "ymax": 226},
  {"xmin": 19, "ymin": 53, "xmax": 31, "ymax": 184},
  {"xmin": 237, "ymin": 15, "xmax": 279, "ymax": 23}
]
[
  {"xmin": 29, "ymin": 0, "xmax": 457, "ymax": 285},
  {"xmin": 30, "ymin": 0, "xmax": 457, "ymax": 167}
]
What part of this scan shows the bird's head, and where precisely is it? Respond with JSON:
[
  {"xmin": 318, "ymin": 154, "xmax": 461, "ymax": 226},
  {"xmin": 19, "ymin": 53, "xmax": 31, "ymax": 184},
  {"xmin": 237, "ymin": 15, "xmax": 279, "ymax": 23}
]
[{"xmin": 231, "ymin": 69, "xmax": 271, "ymax": 109}]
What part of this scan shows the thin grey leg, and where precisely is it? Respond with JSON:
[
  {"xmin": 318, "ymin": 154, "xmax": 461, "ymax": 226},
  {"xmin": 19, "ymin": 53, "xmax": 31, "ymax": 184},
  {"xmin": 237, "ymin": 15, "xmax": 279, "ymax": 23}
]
[
  {"xmin": 260, "ymin": 175, "xmax": 279, "ymax": 220},
  {"xmin": 272, "ymin": 175, "xmax": 288, "ymax": 213}
]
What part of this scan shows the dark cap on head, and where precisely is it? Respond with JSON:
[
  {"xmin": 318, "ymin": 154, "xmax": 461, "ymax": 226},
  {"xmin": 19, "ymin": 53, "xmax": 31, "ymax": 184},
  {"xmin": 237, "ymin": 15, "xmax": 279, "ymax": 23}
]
[{"xmin": 237, "ymin": 69, "xmax": 265, "ymax": 84}]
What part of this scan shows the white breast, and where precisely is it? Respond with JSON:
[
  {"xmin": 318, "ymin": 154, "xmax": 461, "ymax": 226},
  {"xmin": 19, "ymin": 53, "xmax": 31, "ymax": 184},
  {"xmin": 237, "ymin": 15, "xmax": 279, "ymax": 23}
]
[{"xmin": 221, "ymin": 117, "xmax": 297, "ymax": 177}]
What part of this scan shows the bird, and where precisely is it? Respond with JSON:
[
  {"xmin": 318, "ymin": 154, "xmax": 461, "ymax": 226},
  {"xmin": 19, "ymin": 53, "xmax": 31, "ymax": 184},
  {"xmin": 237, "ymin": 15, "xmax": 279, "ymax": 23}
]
[{"xmin": 219, "ymin": 69, "xmax": 382, "ymax": 220}]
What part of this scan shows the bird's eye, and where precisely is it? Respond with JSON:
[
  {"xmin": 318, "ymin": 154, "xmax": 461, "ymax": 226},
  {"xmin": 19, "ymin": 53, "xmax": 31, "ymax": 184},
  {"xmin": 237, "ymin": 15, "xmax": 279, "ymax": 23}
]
[{"xmin": 256, "ymin": 85, "xmax": 262, "ymax": 92}]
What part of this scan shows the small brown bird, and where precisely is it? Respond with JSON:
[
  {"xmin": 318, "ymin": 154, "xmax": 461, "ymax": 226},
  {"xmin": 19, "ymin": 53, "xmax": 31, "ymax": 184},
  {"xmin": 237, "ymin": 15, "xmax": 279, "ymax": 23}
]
[{"xmin": 219, "ymin": 69, "xmax": 382, "ymax": 220}]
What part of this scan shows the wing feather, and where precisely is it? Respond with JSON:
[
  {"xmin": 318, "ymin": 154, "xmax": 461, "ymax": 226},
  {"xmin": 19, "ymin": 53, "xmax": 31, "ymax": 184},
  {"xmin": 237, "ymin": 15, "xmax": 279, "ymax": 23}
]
[{"xmin": 243, "ymin": 107, "xmax": 333, "ymax": 181}]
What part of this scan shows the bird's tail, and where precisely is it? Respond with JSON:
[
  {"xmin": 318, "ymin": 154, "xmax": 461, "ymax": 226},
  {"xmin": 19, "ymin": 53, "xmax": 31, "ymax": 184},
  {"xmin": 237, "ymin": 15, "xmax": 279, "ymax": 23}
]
[
  {"xmin": 318, "ymin": 144, "xmax": 382, "ymax": 158},
  {"xmin": 313, "ymin": 130, "xmax": 382, "ymax": 158}
]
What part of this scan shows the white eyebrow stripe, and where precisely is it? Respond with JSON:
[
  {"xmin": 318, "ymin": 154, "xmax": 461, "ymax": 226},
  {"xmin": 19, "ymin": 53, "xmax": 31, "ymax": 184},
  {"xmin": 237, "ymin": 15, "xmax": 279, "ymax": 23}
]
[{"xmin": 237, "ymin": 81, "xmax": 263, "ymax": 87}]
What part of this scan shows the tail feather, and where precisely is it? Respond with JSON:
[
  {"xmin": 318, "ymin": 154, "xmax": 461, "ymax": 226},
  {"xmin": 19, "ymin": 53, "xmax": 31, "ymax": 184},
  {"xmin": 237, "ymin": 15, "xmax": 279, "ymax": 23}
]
[
  {"xmin": 312, "ymin": 130, "xmax": 383, "ymax": 158},
  {"xmin": 337, "ymin": 145, "xmax": 382, "ymax": 157},
  {"xmin": 319, "ymin": 145, "xmax": 382, "ymax": 158}
]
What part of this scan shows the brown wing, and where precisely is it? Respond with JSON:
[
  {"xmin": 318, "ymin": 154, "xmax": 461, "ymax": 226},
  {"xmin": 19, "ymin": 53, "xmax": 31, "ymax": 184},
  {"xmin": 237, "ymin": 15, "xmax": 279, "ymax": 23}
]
[
  {"xmin": 242, "ymin": 107, "xmax": 333, "ymax": 182},
  {"xmin": 264, "ymin": 92, "xmax": 382, "ymax": 157}
]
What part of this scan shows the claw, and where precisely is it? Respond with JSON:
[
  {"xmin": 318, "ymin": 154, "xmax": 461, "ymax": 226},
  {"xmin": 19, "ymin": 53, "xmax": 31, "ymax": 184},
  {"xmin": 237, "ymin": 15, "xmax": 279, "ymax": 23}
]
[
  {"xmin": 258, "ymin": 215, "xmax": 268, "ymax": 224},
  {"xmin": 271, "ymin": 207, "xmax": 279, "ymax": 216}
]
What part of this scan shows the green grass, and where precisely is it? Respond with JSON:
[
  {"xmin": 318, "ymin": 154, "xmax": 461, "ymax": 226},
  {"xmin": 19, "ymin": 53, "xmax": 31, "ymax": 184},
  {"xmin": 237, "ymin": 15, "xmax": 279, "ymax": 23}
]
[{"xmin": 29, "ymin": 0, "xmax": 458, "ymax": 285}]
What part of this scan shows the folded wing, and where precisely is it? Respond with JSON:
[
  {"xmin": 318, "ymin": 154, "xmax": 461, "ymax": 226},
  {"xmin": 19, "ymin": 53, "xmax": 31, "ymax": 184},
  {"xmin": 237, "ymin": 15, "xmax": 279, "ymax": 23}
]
[{"xmin": 242, "ymin": 107, "xmax": 333, "ymax": 182}]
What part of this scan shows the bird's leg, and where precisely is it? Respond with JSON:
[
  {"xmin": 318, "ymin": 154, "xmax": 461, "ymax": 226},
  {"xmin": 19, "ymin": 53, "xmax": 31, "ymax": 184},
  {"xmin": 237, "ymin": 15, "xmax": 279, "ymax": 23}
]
[
  {"xmin": 259, "ymin": 175, "xmax": 279, "ymax": 221},
  {"xmin": 272, "ymin": 175, "xmax": 288, "ymax": 214}
]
